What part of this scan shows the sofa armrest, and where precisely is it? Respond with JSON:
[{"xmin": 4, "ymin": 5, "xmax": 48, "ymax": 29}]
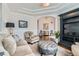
[
  {"xmin": 75, "ymin": 42, "xmax": 79, "ymax": 45},
  {"xmin": 71, "ymin": 44, "xmax": 79, "ymax": 56},
  {"xmin": 0, "ymin": 41, "xmax": 10, "ymax": 56},
  {"xmin": 17, "ymin": 39, "xmax": 28, "ymax": 46},
  {"xmin": 31, "ymin": 35, "xmax": 39, "ymax": 38}
]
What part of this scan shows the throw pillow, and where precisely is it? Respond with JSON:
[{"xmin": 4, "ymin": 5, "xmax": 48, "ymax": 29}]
[
  {"xmin": 0, "ymin": 39, "xmax": 10, "ymax": 56},
  {"xmin": 12, "ymin": 35, "xmax": 21, "ymax": 43},
  {"xmin": 2, "ymin": 35, "xmax": 16, "ymax": 55},
  {"xmin": 75, "ymin": 42, "xmax": 79, "ymax": 45}
]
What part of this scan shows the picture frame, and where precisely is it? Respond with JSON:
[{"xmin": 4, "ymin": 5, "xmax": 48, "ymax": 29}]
[
  {"xmin": 43, "ymin": 23, "xmax": 49, "ymax": 30},
  {"xmin": 19, "ymin": 20, "xmax": 28, "ymax": 28}
]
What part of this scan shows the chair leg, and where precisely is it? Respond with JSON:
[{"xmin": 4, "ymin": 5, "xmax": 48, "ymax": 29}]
[
  {"xmin": 28, "ymin": 42, "xmax": 33, "ymax": 45},
  {"xmin": 41, "ymin": 53, "xmax": 43, "ymax": 56},
  {"xmin": 54, "ymin": 53, "xmax": 56, "ymax": 56}
]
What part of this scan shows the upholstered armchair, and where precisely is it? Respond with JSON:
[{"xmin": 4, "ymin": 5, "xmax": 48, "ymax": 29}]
[{"xmin": 24, "ymin": 31, "xmax": 39, "ymax": 44}]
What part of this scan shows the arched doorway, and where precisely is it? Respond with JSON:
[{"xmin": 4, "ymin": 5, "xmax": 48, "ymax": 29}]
[{"xmin": 37, "ymin": 16, "xmax": 56, "ymax": 36}]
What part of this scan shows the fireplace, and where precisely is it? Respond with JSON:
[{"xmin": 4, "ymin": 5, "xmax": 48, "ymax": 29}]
[{"xmin": 59, "ymin": 8, "xmax": 79, "ymax": 49}]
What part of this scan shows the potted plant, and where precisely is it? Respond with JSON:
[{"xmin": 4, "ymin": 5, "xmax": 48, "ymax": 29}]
[{"xmin": 54, "ymin": 31, "xmax": 60, "ymax": 43}]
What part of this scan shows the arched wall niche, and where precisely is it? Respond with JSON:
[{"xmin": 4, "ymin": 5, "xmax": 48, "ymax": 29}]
[{"xmin": 37, "ymin": 16, "xmax": 56, "ymax": 35}]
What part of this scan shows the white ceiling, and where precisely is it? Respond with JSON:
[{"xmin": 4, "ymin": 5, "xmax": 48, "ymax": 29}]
[
  {"xmin": 6, "ymin": 3, "xmax": 79, "ymax": 15},
  {"xmin": 7, "ymin": 3, "xmax": 63, "ymax": 11}
]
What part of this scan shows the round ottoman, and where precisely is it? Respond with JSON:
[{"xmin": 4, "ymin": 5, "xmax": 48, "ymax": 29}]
[{"xmin": 38, "ymin": 40, "xmax": 58, "ymax": 56}]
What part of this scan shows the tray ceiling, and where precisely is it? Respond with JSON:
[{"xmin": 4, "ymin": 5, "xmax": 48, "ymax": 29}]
[{"xmin": 5, "ymin": 3, "xmax": 79, "ymax": 15}]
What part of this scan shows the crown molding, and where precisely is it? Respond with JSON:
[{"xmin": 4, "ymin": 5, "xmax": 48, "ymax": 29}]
[
  {"xmin": 7, "ymin": 4, "xmax": 67, "ymax": 15},
  {"xmin": 5, "ymin": 3, "xmax": 79, "ymax": 16}
]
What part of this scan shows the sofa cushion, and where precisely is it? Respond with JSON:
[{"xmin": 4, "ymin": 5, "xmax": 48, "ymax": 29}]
[
  {"xmin": 12, "ymin": 45, "xmax": 34, "ymax": 56},
  {"xmin": 2, "ymin": 35, "xmax": 16, "ymax": 55},
  {"xmin": 17, "ymin": 39, "xmax": 28, "ymax": 46}
]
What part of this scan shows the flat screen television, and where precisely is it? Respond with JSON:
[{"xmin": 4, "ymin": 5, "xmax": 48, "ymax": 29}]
[
  {"xmin": 64, "ymin": 17, "xmax": 79, "ymax": 34},
  {"xmin": 59, "ymin": 8, "xmax": 79, "ymax": 49}
]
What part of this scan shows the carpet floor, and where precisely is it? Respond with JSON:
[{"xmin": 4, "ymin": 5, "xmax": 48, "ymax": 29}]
[{"xmin": 29, "ymin": 43, "xmax": 72, "ymax": 56}]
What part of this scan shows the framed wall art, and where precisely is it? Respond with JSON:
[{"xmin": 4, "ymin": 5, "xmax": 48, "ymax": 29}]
[
  {"xmin": 43, "ymin": 23, "xmax": 49, "ymax": 30},
  {"xmin": 19, "ymin": 20, "xmax": 28, "ymax": 28}
]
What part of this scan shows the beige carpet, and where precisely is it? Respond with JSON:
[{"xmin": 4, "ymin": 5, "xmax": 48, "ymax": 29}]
[
  {"xmin": 29, "ymin": 43, "xmax": 72, "ymax": 56},
  {"xmin": 56, "ymin": 46, "xmax": 72, "ymax": 56},
  {"xmin": 29, "ymin": 43, "xmax": 41, "ymax": 56}
]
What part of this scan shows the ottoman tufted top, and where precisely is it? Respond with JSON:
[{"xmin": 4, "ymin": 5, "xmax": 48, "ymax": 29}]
[{"xmin": 38, "ymin": 40, "xmax": 58, "ymax": 55}]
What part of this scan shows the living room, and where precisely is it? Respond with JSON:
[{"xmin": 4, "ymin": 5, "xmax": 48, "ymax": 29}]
[{"xmin": 0, "ymin": 3, "xmax": 79, "ymax": 56}]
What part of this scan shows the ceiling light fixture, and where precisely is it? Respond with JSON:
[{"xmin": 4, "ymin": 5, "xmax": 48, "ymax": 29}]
[{"xmin": 41, "ymin": 3, "xmax": 50, "ymax": 7}]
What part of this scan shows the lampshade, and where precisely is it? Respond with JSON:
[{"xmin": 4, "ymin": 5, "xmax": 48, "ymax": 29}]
[{"xmin": 6, "ymin": 22, "xmax": 15, "ymax": 28}]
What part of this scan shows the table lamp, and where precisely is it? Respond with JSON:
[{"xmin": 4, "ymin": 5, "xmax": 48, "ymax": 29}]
[{"xmin": 6, "ymin": 22, "xmax": 15, "ymax": 35}]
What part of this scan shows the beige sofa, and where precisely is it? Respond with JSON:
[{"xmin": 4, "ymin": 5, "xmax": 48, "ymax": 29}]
[
  {"xmin": 71, "ymin": 42, "xmax": 79, "ymax": 56},
  {"xmin": 12, "ymin": 39, "xmax": 34, "ymax": 56},
  {"xmin": 0, "ymin": 35, "xmax": 34, "ymax": 56}
]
